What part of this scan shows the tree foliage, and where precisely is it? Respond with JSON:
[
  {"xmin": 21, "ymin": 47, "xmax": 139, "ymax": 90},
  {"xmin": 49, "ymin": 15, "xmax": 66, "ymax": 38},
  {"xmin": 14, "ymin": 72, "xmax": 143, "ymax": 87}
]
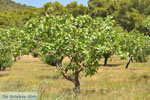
[
  {"xmin": 0, "ymin": 26, "xmax": 25, "ymax": 70},
  {"xmin": 142, "ymin": 16, "xmax": 150, "ymax": 35},
  {"xmin": 88, "ymin": 0, "xmax": 150, "ymax": 32},
  {"xmin": 25, "ymin": 14, "xmax": 128, "ymax": 92}
]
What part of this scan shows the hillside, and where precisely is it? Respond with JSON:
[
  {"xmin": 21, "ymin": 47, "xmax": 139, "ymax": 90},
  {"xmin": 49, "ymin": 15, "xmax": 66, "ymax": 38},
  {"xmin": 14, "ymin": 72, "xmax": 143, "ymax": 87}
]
[
  {"xmin": 0, "ymin": 0, "xmax": 42, "ymax": 28},
  {"xmin": 0, "ymin": 0, "xmax": 33, "ymax": 12}
]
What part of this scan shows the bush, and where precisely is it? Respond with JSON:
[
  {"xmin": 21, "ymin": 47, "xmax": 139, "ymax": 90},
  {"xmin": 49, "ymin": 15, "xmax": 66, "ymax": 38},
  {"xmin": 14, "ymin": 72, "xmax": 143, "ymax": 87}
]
[
  {"xmin": 42, "ymin": 54, "xmax": 59, "ymax": 66},
  {"xmin": 0, "ymin": 55, "xmax": 13, "ymax": 70}
]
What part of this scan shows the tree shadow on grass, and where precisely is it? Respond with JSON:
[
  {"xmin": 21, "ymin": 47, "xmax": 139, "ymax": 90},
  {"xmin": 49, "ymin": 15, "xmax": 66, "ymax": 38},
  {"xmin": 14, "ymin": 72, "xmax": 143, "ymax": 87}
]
[
  {"xmin": 100, "ymin": 64, "xmax": 124, "ymax": 67},
  {"xmin": 128, "ymin": 68, "xmax": 140, "ymax": 70},
  {"xmin": 37, "ymin": 75, "xmax": 62, "ymax": 80},
  {"xmin": 23, "ymin": 61, "xmax": 40, "ymax": 63},
  {"xmin": 82, "ymin": 88, "xmax": 111, "ymax": 95},
  {"xmin": 40, "ymin": 68, "xmax": 54, "ymax": 71},
  {"xmin": 0, "ymin": 74, "xmax": 9, "ymax": 77}
]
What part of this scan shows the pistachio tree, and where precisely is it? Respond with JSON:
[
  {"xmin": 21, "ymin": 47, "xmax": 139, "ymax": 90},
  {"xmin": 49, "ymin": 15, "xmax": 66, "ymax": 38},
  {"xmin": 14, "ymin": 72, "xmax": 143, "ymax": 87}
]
[
  {"xmin": 0, "ymin": 26, "xmax": 24, "ymax": 70},
  {"xmin": 120, "ymin": 30, "xmax": 150, "ymax": 69},
  {"xmin": 98, "ymin": 18, "xmax": 121, "ymax": 66},
  {"xmin": 0, "ymin": 28, "xmax": 13, "ymax": 70},
  {"xmin": 25, "ymin": 15, "xmax": 125, "ymax": 92},
  {"xmin": 6, "ymin": 26, "xmax": 25, "ymax": 62}
]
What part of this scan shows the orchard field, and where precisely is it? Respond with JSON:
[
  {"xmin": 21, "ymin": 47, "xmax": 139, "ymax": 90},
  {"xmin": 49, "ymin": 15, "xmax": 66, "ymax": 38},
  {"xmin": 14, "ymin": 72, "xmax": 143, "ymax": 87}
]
[
  {"xmin": 0, "ymin": 55, "xmax": 150, "ymax": 100},
  {"xmin": 0, "ymin": 9, "xmax": 150, "ymax": 100},
  {"xmin": 1, "ymin": 0, "xmax": 150, "ymax": 100}
]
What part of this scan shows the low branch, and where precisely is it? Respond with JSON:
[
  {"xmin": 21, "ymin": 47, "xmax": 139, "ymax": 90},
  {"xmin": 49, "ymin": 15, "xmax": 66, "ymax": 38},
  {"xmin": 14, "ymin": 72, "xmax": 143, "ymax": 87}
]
[
  {"xmin": 62, "ymin": 72, "xmax": 74, "ymax": 83},
  {"xmin": 56, "ymin": 55, "xmax": 75, "ymax": 83},
  {"xmin": 74, "ymin": 57, "xmax": 84, "ymax": 73}
]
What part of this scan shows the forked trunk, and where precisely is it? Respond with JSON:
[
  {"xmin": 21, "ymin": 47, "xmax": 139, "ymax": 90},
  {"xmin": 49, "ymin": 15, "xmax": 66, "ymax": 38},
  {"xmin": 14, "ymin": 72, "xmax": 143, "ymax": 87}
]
[
  {"xmin": 57, "ymin": 56, "xmax": 82, "ymax": 94},
  {"xmin": 125, "ymin": 56, "xmax": 133, "ymax": 69}
]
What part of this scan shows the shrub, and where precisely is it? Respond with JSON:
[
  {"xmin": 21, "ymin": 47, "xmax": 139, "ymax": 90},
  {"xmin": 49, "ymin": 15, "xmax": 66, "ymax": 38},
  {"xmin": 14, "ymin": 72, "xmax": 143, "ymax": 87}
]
[{"xmin": 0, "ymin": 55, "xmax": 13, "ymax": 70}]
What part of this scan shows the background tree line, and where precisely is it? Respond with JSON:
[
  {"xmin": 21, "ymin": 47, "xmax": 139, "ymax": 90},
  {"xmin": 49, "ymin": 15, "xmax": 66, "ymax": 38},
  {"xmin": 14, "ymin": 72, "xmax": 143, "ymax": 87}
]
[{"xmin": 1, "ymin": 0, "xmax": 150, "ymax": 35}]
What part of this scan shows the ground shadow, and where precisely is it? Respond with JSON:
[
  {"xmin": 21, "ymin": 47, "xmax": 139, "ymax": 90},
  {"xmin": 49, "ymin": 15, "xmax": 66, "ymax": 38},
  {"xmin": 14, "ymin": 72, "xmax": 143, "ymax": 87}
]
[
  {"xmin": 128, "ymin": 68, "xmax": 140, "ymax": 70},
  {"xmin": 40, "ymin": 68, "xmax": 54, "ymax": 71},
  {"xmin": 23, "ymin": 61, "xmax": 40, "ymax": 63},
  {"xmin": 37, "ymin": 75, "xmax": 62, "ymax": 80},
  {"xmin": 0, "ymin": 74, "xmax": 9, "ymax": 77},
  {"xmin": 100, "ymin": 64, "xmax": 124, "ymax": 67},
  {"xmin": 82, "ymin": 88, "xmax": 110, "ymax": 95}
]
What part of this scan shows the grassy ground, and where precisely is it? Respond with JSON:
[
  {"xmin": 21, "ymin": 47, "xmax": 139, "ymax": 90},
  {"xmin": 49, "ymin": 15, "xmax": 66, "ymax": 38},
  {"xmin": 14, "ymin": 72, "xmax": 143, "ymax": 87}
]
[{"xmin": 0, "ymin": 55, "xmax": 150, "ymax": 100}]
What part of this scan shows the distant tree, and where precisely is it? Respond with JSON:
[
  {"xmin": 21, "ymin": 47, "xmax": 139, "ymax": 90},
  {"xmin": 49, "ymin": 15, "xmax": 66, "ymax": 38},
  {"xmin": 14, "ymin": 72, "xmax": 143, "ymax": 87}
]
[
  {"xmin": 44, "ymin": 1, "xmax": 67, "ymax": 16},
  {"xmin": 142, "ymin": 16, "xmax": 150, "ymax": 35},
  {"xmin": 120, "ymin": 30, "xmax": 150, "ymax": 69},
  {"xmin": 0, "ymin": 28, "xmax": 13, "ymax": 70},
  {"xmin": 66, "ymin": 1, "xmax": 89, "ymax": 17},
  {"xmin": 0, "ymin": 26, "xmax": 26, "ymax": 70},
  {"xmin": 88, "ymin": 0, "xmax": 118, "ymax": 18}
]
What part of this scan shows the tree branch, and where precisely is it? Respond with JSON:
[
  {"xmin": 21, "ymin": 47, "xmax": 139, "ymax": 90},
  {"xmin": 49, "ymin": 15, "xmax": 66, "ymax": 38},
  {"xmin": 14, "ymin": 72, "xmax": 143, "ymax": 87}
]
[
  {"xmin": 62, "ymin": 72, "xmax": 74, "ymax": 83},
  {"xmin": 74, "ymin": 57, "xmax": 84, "ymax": 73},
  {"xmin": 56, "ymin": 55, "xmax": 75, "ymax": 83}
]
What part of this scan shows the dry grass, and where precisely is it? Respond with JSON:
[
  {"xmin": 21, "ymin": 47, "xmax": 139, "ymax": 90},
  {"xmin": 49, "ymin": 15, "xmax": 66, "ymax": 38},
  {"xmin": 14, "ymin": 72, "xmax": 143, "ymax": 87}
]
[{"xmin": 0, "ymin": 55, "xmax": 150, "ymax": 100}]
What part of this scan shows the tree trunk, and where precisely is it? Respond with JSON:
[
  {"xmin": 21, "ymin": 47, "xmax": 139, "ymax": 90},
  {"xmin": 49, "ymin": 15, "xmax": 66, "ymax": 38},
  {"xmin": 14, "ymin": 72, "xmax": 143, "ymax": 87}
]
[
  {"xmin": 57, "ymin": 56, "xmax": 82, "ymax": 94},
  {"xmin": 18, "ymin": 56, "xmax": 21, "ymax": 60},
  {"xmin": 103, "ymin": 53, "xmax": 111, "ymax": 66},
  {"xmin": 74, "ymin": 80, "xmax": 80, "ymax": 93},
  {"xmin": 3, "ymin": 67, "xmax": 6, "ymax": 71},
  {"xmin": 125, "ymin": 56, "xmax": 133, "ymax": 69},
  {"xmin": 0, "ymin": 66, "xmax": 1, "ymax": 71},
  {"xmin": 14, "ymin": 57, "xmax": 17, "ymax": 62},
  {"xmin": 104, "ymin": 57, "xmax": 108, "ymax": 66},
  {"xmin": 74, "ymin": 71, "xmax": 80, "ymax": 93}
]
